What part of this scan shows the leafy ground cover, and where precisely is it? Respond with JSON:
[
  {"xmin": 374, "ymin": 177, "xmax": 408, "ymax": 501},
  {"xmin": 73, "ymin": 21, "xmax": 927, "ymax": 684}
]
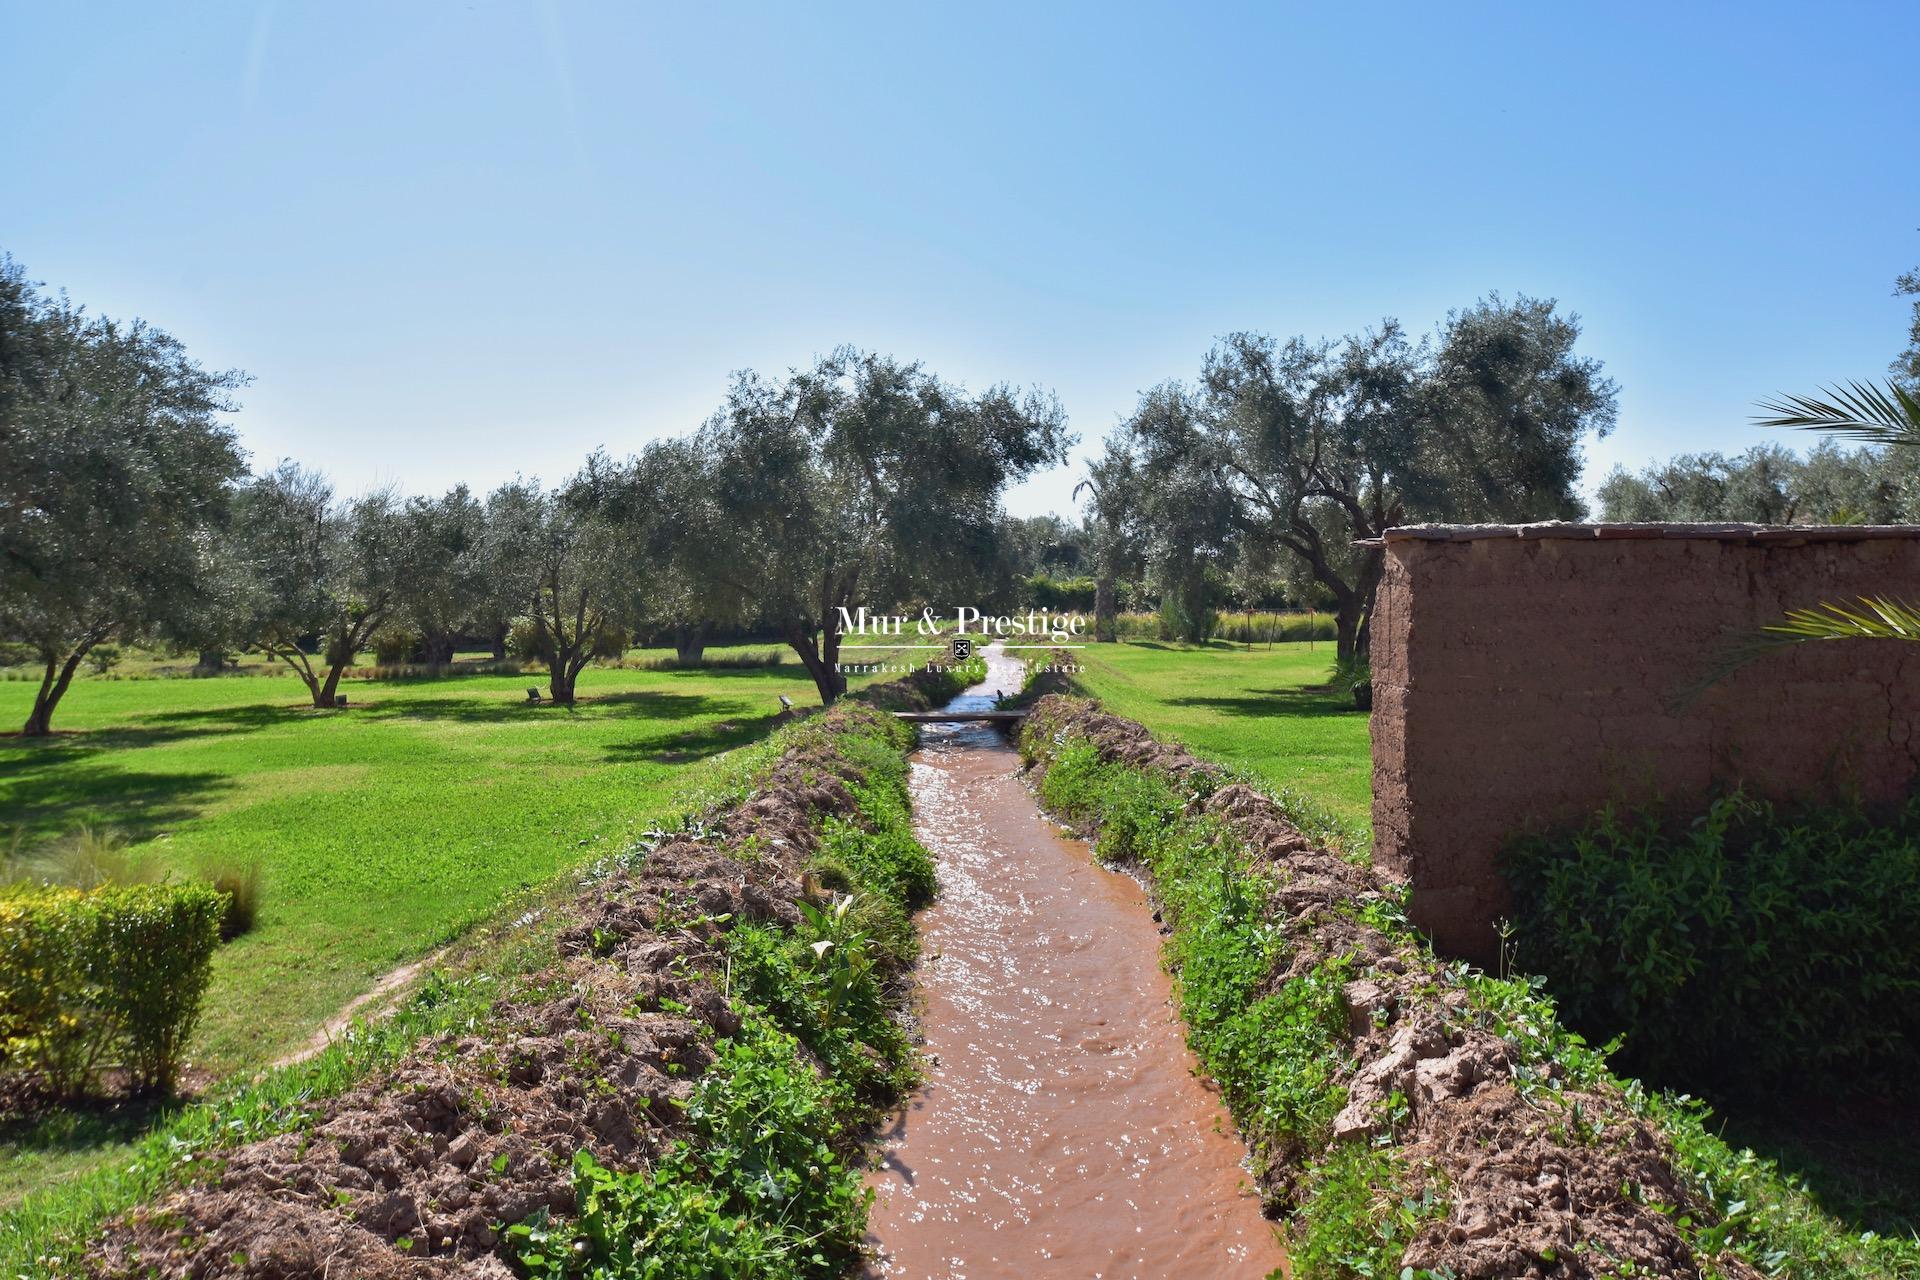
[
  {"xmin": 1508, "ymin": 789, "xmax": 1920, "ymax": 1240},
  {"xmin": 1067, "ymin": 639, "xmax": 1372, "ymax": 840},
  {"xmin": 0, "ymin": 645, "xmax": 926, "ymax": 1209}
]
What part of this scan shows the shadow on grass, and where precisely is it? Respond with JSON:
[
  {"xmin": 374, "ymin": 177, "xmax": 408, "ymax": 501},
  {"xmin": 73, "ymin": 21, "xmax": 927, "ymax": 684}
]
[
  {"xmin": 0, "ymin": 757, "xmax": 233, "ymax": 848},
  {"xmin": 1118, "ymin": 639, "xmax": 1294, "ymax": 652},
  {"xmin": 355, "ymin": 688, "xmax": 760, "ymax": 725},
  {"xmin": 1166, "ymin": 687, "xmax": 1361, "ymax": 719},
  {"xmin": 0, "ymin": 1086, "xmax": 188, "ymax": 1212},
  {"xmin": 1704, "ymin": 1090, "xmax": 1920, "ymax": 1239},
  {"xmin": 1, "ymin": 703, "xmax": 312, "ymax": 756},
  {"xmin": 0, "ymin": 1090, "xmax": 177, "ymax": 1164},
  {"xmin": 602, "ymin": 711, "xmax": 783, "ymax": 764}
]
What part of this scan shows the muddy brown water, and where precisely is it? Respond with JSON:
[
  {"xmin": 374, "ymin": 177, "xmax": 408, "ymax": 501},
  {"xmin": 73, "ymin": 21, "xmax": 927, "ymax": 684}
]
[{"xmin": 864, "ymin": 646, "xmax": 1287, "ymax": 1279}]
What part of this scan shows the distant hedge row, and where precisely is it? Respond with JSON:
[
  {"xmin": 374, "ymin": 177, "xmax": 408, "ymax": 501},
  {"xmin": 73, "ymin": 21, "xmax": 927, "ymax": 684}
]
[
  {"xmin": 0, "ymin": 882, "xmax": 224, "ymax": 1096},
  {"xmin": 1506, "ymin": 789, "xmax": 1920, "ymax": 1094},
  {"xmin": 1107, "ymin": 609, "xmax": 1339, "ymax": 644}
]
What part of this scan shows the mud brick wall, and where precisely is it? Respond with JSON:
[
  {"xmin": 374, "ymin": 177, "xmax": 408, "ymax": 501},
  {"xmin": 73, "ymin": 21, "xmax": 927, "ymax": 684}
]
[{"xmin": 1370, "ymin": 523, "xmax": 1920, "ymax": 964}]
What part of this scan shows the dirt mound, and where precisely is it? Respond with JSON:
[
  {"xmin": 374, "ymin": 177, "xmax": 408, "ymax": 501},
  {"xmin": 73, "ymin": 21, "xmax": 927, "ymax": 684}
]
[
  {"xmin": 89, "ymin": 704, "xmax": 897, "ymax": 1280},
  {"xmin": 1022, "ymin": 695, "xmax": 1223, "ymax": 782},
  {"xmin": 848, "ymin": 664, "xmax": 969, "ymax": 713},
  {"xmin": 1020, "ymin": 693, "xmax": 1749, "ymax": 1280}
]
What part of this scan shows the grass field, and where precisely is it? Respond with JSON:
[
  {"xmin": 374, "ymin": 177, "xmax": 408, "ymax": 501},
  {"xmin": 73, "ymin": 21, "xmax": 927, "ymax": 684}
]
[
  {"xmin": 1067, "ymin": 639, "xmax": 1372, "ymax": 841},
  {"xmin": 0, "ymin": 645, "xmax": 932, "ymax": 1205}
]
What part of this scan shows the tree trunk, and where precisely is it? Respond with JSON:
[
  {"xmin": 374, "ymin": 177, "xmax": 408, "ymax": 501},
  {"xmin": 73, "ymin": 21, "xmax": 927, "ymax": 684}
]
[
  {"xmin": 1094, "ymin": 575, "xmax": 1117, "ymax": 642},
  {"xmin": 549, "ymin": 640, "xmax": 579, "ymax": 704},
  {"xmin": 288, "ymin": 667, "xmax": 323, "ymax": 705},
  {"xmin": 490, "ymin": 622, "xmax": 509, "ymax": 661},
  {"xmin": 820, "ymin": 623, "xmax": 846, "ymax": 699},
  {"xmin": 782, "ymin": 619, "xmax": 843, "ymax": 706},
  {"xmin": 1353, "ymin": 545, "xmax": 1384, "ymax": 667},
  {"xmin": 421, "ymin": 631, "xmax": 456, "ymax": 668},
  {"xmin": 1164, "ymin": 570, "xmax": 1209, "ymax": 644},
  {"xmin": 23, "ymin": 645, "xmax": 91, "ymax": 737},
  {"xmin": 1334, "ymin": 599, "xmax": 1362, "ymax": 664},
  {"xmin": 195, "ymin": 649, "xmax": 227, "ymax": 674},
  {"xmin": 314, "ymin": 624, "xmax": 358, "ymax": 707},
  {"xmin": 673, "ymin": 621, "xmax": 710, "ymax": 666}
]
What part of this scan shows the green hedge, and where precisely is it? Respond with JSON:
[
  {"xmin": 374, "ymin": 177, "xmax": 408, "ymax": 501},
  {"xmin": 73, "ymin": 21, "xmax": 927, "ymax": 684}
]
[
  {"xmin": 0, "ymin": 882, "xmax": 224, "ymax": 1095},
  {"xmin": 1505, "ymin": 789, "xmax": 1920, "ymax": 1093}
]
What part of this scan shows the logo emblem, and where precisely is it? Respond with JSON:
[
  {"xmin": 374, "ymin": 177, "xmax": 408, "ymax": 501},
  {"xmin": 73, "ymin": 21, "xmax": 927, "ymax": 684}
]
[{"xmin": 951, "ymin": 636, "xmax": 973, "ymax": 661}]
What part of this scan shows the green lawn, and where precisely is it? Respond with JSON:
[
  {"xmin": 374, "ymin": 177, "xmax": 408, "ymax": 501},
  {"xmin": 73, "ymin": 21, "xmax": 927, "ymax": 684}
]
[
  {"xmin": 1067, "ymin": 639, "xmax": 1373, "ymax": 839},
  {"xmin": 0, "ymin": 646, "xmax": 936, "ymax": 1204},
  {"xmin": 0, "ymin": 649, "xmax": 932, "ymax": 1069}
]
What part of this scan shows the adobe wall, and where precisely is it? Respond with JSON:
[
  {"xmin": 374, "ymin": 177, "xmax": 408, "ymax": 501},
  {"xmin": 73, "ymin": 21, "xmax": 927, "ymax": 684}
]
[{"xmin": 1370, "ymin": 523, "xmax": 1920, "ymax": 965}]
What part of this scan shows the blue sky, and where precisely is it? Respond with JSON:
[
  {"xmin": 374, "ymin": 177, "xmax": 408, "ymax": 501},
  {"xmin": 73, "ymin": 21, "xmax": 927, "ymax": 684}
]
[{"xmin": 3, "ymin": 2, "xmax": 1916, "ymax": 518}]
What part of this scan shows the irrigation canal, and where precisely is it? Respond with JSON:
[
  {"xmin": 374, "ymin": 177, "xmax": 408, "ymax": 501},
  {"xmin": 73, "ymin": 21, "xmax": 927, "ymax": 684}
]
[{"xmin": 863, "ymin": 644, "xmax": 1287, "ymax": 1278}]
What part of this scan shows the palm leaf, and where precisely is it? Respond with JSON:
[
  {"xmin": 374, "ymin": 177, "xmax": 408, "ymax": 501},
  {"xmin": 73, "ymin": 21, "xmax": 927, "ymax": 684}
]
[
  {"xmin": 1753, "ymin": 380, "xmax": 1920, "ymax": 449},
  {"xmin": 1765, "ymin": 596, "xmax": 1920, "ymax": 643}
]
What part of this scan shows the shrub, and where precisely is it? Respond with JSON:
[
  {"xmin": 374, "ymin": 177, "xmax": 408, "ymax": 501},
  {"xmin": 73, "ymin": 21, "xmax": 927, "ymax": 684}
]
[
  {"xmin": 814, "ymin": 803, "xmax": 935, "ymax": 910},
  {"xmin": 85, "ymin": 644, "xmax": 123, "ymax": 676},
  {"xmin": 4, "ymin": 825, "xmax": 156, "ymax": 891},
  {"xmin": 370, "ymin": 629, "xmax": 419, "ymax": 666},
  {"xmin": 618, "ymin": 648, "xmax": 783, "ymax": 671},
  {"xmin": 203, "ymin": 860, "xmax": 263, "ymax": 941},
  {"xmin": 0, "ymin": 881, "xmax": 224, "ymax": 1095},
  {"xmin": 589, "ymin": 624, "xmax": 630, "ymax": 661},
  {"xmin": 1022, "ymin": 573, "xmax": 1097, "ymax": 611},
  {"xmin": 507, "ymin": 617, "xmax": 549, "ymax": 664},
  {"xmin": 1505, "ymin": 789, "xmax": 1920, "ymax": 1092}
]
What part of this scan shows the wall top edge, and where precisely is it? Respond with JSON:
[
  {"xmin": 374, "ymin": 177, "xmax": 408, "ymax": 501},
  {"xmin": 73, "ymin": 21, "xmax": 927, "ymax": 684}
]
[{"xmin": 1359, "ymin": 522, "xmax": 1920, "ymax": 547}]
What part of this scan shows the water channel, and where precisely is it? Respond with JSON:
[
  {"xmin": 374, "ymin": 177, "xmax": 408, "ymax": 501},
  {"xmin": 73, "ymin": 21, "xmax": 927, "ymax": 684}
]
[{"xmin": 863, "ymin": 644, "xmax": 1287, "ymax": 1279}]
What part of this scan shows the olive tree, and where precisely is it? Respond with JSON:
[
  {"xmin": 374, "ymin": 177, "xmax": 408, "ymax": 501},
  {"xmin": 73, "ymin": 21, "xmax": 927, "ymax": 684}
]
[
  {"xmin": 487, "ymin": 457, "xmax": 641, "ymax": 705},
  {"xmin": 0, "ymin": 259, "xmax": 247, "ymax": 735},
  {"xmin": 233, "ymin": 464, "xmax": 411, "ymax": 707},
  {"xmin": 1073, "ymin": 443, "xmax": 1146, "ymax": 642},
  {"xmin": 397, "ymin": 484, "xmax": 489, "ymax": 666},
  {"xmin": 1136, "ymin": 296, "xmax": 1616, "ymax": 661},
  {"xmin": 1595, "ymin": 441, "xmax": 1920, "ymax": 525},
  {"xmin": 628, "ymin": 437, "xmax": 747, "ymax": 665},
  {"xmin": 702, "ymin": 348, "xmax": 1070, "ymax": 704}
]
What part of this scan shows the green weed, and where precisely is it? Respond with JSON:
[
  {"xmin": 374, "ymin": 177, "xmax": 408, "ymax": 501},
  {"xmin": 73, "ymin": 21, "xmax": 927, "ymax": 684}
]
[
  {"xmin": 1505, "ymin": 789, "xmax": 1920, "ymax": 1091},
  {"xmin": 509, "ymin": 1015, "xmax": 869, "ymax": 1280}
]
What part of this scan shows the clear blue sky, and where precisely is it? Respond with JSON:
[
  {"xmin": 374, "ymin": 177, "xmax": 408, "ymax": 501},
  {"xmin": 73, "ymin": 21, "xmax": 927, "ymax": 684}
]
[{"xmin": 4, "ymin": 2, "xmax": 1916, "ymax": 518}]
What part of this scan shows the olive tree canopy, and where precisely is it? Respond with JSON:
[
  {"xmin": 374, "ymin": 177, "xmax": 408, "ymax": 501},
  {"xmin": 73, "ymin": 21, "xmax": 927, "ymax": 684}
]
[
  {"xmin": 702, "ymin": 348, "xmax": 1070, "ymax": 703},
  {"xmin": 396, "ymin": 485, "xmax": 490, "ymax": 667},
  {"xmin": 1127, "ymin": 295, "xmax": 1616, "ymax": 660},
  {"xmin": 231, "ymin": 463, "xmax": 412, "ymax": 708},
  {"xmin": 1597, "ymin": 440, "xmax": 1920, "ymax": 525},
  {"xmin": 1073, "ymin": 442, "xmax": 1147, "ymax": 642},
  {"xmin": 0, "ymin": 257, "xmax": 247, "ymax": 735},
  {"xmin": 487, "ymin": 456, "xmax": 645, "ymax": 705},
  {"xmin": 626, "ymin": 437, "xmax": 748, "ymax": 665}
]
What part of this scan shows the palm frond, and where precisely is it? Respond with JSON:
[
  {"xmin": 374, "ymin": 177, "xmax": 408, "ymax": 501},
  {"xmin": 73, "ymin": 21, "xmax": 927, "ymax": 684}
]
[
  {"xmin": 1753, "ymin": 379, "xmax": 1920, "ymax": 449},
  {"xmin": 1765, "ymin": 596, "xmax": 1920, "ymax": 643}
]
